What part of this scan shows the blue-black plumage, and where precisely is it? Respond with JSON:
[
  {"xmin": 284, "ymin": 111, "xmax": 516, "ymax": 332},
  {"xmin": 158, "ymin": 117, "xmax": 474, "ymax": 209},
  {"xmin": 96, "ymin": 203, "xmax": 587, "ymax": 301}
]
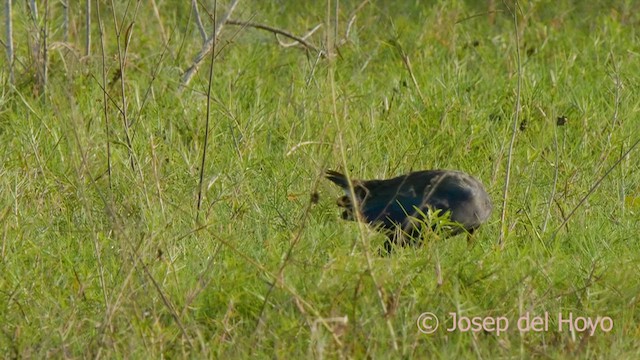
[{"xmin": 326, "ymin": 169, "xmax": 492, "ymax": 253}]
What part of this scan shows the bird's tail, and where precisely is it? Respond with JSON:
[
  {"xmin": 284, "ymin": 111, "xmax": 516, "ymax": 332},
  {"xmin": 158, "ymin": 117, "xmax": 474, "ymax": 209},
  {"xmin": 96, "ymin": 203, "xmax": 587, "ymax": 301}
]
[
  {"xmin": 325, "ymin": 170, "xmax": 349, "ymax": 188},
  {"xmin": 325, "ymin": 170, "xmax": 357, "ymax": 220}
]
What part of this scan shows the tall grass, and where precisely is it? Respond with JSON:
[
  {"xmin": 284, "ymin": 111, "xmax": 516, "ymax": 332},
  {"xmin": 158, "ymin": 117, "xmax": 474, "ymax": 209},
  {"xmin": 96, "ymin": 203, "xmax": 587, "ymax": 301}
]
[{"xmin": 1, "ymin": 0, "xmax": 639, "ymax": 358}]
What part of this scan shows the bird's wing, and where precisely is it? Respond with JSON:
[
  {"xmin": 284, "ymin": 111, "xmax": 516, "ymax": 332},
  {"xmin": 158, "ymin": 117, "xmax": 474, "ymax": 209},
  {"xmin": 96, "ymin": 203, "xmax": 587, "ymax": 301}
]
[{"xmin": 359, "ymin": 178, "xmax": 425, "ymax": 226}]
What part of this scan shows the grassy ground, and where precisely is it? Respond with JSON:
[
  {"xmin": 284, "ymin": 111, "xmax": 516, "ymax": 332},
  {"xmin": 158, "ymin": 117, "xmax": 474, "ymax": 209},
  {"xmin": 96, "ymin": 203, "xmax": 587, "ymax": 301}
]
[{"xmin": 1, "ymin": 0, "xmax": 639, "ymax": 358}]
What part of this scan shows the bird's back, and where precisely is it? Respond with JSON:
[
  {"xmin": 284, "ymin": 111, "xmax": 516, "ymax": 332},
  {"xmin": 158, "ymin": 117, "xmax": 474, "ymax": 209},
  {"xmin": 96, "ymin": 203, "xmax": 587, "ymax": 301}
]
[{"xmin": 326, "ymin": 169, "xmax": 492, "ymax": 234}]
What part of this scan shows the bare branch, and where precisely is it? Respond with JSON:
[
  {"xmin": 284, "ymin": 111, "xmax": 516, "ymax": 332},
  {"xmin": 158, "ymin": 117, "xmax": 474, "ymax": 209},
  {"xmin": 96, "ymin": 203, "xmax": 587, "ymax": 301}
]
[
  {"xmin": 274, "ymin": 23, "xmax": 322, "ymax": 48},
  {"xmin": 340, "ymin": 14, "xmax": 356, "ymax": 45},
  {"xmin": 192, "ymin": 0, "xmax": 207, "ymax": 42},
  {"xmin": 226, "ymin": 19, "xmax": 322, "ymax": 54},
  {"xmin": 180, "ymin": 0, "xmax": 240, "ymax": 90},
  {"xmin": 181, "ymin": 2, "xmax": 347, "ymax": 89},
  {"xmin": 498, "ymin": 0, "xmax": 522, "ymax": 248},
  {"xmin": 337, "ymin": 0, "xmax": 370, "ymax": 46},
  {"xmin": 29, "ymin": 0, "xmax": 38, "ymax": 19}
]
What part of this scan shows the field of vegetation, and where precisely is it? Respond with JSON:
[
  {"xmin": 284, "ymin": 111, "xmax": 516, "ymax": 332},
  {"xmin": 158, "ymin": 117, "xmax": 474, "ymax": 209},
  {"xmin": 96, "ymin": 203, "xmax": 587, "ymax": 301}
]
[{"xmin": 1, "ymin": 0, "xmax": 639, "ymax": 358}]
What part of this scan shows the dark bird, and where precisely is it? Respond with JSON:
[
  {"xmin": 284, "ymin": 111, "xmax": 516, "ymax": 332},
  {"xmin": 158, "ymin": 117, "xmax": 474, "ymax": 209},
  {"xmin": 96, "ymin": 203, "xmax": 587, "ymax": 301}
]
[{"xmin": 325, "ymin": 169, "xmax": 492, "ymax": 254}]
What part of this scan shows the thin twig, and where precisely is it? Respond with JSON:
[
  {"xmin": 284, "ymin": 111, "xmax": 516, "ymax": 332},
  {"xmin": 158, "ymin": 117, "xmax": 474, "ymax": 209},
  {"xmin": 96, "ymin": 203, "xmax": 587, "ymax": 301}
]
[
  {"xmin": 88, "ymin": 72, "xmax": 124, "ymax": 114},
  {"xmin": 618, "ymin": 144, "xmax": 626, "ymax": 216},
  {"xmin": 42, "ymin": 0, "xmax": 49, "ymax": 99},
  {"xmin": 226, "ymin": 19, "xmax": 322, "ymax": 54},
  {"xmin": 455, "ymin": 10, "xmax": 504, "ymax": 24},
  {"xmin": 192, "ymin": 0, "xmax": 207, "ymax": 42},
  {"xmin": 149, "ymin": 135, "xmax": 166, "ymax": 216},
  {"xmin": 286, "ymin": 141, "xmax": 331, "ymax": 156},
  {"xmin": 196, "ymin": 1, "xmax": 217, "ymax": 222},
  {"xmin": 340, "ymin": 0, "xmax": 370, "ymax": 46},
  {"xmin": 110, "ymin": 0, "xmax": 136, "ymax": 170},
  {"xmin": 85, "ymin": 0, "xmax": 91, "ymax": 56},
  {"xmin": 26, "ymin": 1, "xmax": 43, "ymax": 93},
  {"xmin": 553, "ymin": 196, "xmax": 569, "ymax": 233},
  {"xmin": 201, "ymin": 225, "xmax": 344, "ymax": 347},
  {"xmin": 390, "ymin": 40, "xmax": 426, "ymax": 106},
  {"xmin": 128, "ymin": 29, "xmax": 173, "ymax": 130},
  {"xmin": 90, "ymin": 230, "xmax": 109, "ymax": 334},
  {"xmin": 550, "ymin": 136, "xmax": 640, "ymax": 241},
  {"xmin": 97, "ymin": 0, "xmax": 112, "ymax": 190},
  {"xmin": 139, "ymin": 258, "xmax": 193, "ymax": 348},
  {"xmin": 275, "ymin": 23, "xmax": 322, "ymax": 48},
  {"xmin": 180, "ymin": 244, "xmax": 222, "ymax": 318},
  {"xmin": 255, "ymin": 171, "xmax": 329, "ymax": 334},
  {"xmin": 62, "ymin": 0, "xmax": 69, "ymax": 42},
  {"xmin": 150, "ymin": 0, "xmax": 170, "ymax": 56},
  {"xmin": 542, "ymin": 114, "xmax": 559, "ymax": 233},
  {"xmin": 4, "ymin": 0, "xmax": 14, "ymax": 84},
  {"xmin": 305, "ymin": 50, "xmax": 323, "ymax": 87},
  {"xmin": 595, "ymin": 54, "xmax": 622, "ymax": 174},
  {"xmin": 498, "ymin": 0, "xmax": 522, "ymax": 248},
  {"xmin": 338, "ymin": 14, "xmax": 357, "ymax": 47}
]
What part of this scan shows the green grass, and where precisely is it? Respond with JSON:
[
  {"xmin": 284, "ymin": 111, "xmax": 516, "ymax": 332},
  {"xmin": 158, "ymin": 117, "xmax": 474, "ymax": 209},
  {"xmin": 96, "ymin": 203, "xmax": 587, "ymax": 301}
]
[{"xmin": 1, "ymin": 0, "xmax": 639, "ymax": 358}]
